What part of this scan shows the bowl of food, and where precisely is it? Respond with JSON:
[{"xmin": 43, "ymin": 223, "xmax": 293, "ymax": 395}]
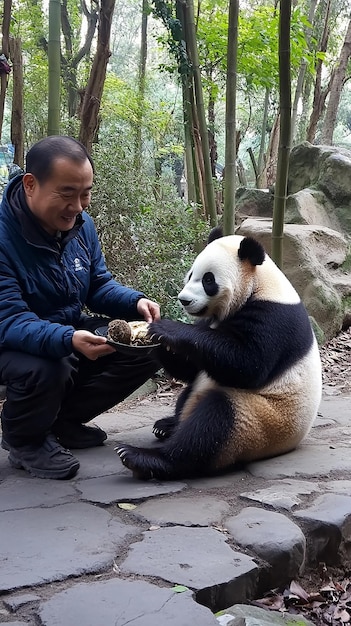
[{"xmin": 95, "ymin": 320, "xmax": 160, "ymax": 355}]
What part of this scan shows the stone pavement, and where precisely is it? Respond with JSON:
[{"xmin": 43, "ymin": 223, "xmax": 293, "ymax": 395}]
[{"xmin": 0, "ymin": 388, "xmax": 350, "ymax": 626}]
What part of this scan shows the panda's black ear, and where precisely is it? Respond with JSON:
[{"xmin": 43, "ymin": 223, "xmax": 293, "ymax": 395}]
[
  {"xmin": 207, "ymin": 226, "xmax": 223, "ymax": 244},
  {"xmin": 238, "ymin": 237, "xmax": 265, "ymax": 266}
]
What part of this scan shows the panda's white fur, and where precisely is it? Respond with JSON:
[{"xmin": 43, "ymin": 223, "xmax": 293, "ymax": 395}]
[
  {"xmin": 179, "ymin": 235, "xmax": 300, "ymax": 322},
  {"xmin": 116, "ymin": 234, "xmax": 322, "ymax": 480}
]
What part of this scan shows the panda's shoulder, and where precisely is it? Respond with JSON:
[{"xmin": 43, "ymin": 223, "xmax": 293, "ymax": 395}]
[{"xmin": 221, "ymin": 298, "xmax": 312, "ymax": 338}]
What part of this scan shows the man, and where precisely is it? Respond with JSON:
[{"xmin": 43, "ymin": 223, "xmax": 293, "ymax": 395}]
[{"xmin": 0, "ymin": 135, "xmax": 160, "ymax": 480}]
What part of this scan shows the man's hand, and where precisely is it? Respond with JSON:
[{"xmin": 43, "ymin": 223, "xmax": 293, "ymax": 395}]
[
  {"xmin": 72, "ymin": 330, "xmax": 116, "ymax": 360},
  {"xmin": 137, "ymin": 298, "xmax": 161, "ymax": 323}
]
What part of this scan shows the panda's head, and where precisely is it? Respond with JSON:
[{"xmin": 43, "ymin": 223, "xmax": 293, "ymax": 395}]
[{"xmin": 178, "ymin": 234, "xmax": 265, "ymax": 323}]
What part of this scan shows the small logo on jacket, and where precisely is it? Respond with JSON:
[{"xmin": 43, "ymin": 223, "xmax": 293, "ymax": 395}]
[{"xmin": 74, "ymin": 258, "xmax": 84, "ymax": 271}]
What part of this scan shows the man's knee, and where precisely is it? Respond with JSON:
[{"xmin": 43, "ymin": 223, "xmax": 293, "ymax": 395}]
[{"xmin": 1, "ymin": 352, "xmax": 77, "ymax": 395}]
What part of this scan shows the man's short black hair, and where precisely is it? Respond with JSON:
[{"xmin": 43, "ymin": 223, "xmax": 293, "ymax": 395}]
[{"xmin": 25, "ymin": 135, "xmax": 94, "ymax": 183}]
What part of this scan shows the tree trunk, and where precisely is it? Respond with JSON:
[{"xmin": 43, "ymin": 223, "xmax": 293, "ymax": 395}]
[
  {"xmin": 306, "ymin": 0, "xmax": 331, "ymax": 143},
  {"xmin": 223, "ymin": 0, "xmax": 238, "ymax": 235},
  {"xmin": 48, "ymin": 0, "xmax": 61, "ymax": 136},
  {"xmin": 320, "ymin": 17, "xmax": 351, "ymax": 145},
  {"xmin": 291, "ymin": 0, "xmax": 318, "ymax": 142},
  {"xmin": 61, "ymin": 0, "xmax": 99, "ymax": 118},
  {"xmin": 134, "ymin": 0, "xmax": 148, "ymax": 171},
  {"xmin": 259, "ymin": 112, "xmax": 280, "ymax": 188},
  {"xmin": 189, "ymin": 82, "xmax": 206, "ymax": 213},
  {"xmin": 182, "ymin": 0, "xmax": 217, "ymax": 227},
  {"xmin": 79, "ymin": 0, "xmax": 116, "ymax": 153},
  {"xmin": 176, "ymin": 0, "xmax": 196, "ymax": 203},
  {"xmin": 296, "ymin": 68, "xmax": 312, "ymax": 143},
  {"xmin": 207, "ymin": 74, "xmax": 217, "ymax": 178},
  {"xmin": 182, "ymin": 76, "xmax": 197, "ymax": 203},
  {"xmin": 272, "ymin": 0, "xmax": 291, "ymax": 269},
  {"xmin": 0, "ymin": 0, "xmax": 12, "ymax": 142},
  {"xmin": 9, "ymin": 37, "xmax": 24, "ymax": 168},
  {"xmin": 257, "ymin": 87, "xmax": 270, "ymax": 188}
]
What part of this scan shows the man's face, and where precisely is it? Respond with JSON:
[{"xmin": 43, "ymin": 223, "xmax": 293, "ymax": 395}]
[{"xmin": 23, "ymin": 157, "xmax": 94, "ymax": 235}]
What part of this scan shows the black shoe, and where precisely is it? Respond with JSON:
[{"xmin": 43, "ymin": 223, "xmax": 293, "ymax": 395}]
[
  {"xmin": 53, "ymin": 422, "xmax": 107, "ymax": 449},
  {"xmin": 7, "ymin": 434, "xmax": 80, "ymax": 480}
]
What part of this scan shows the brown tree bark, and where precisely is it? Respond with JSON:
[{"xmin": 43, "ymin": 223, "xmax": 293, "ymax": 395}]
[
  {"xmin": 134, "ymin": 0, "xmax": 148, "ymax": 171},
  {"xmin": 321, "ymin": 17, "xmax": 351, "ymax": 144},
  {"xmin": 9, "ymin": 37, "xmax": 24, "ymax": 168},
  {"xmin": 306, "ymin": 0, "xmax": 332, "ymax": 143},
  {"xmin": 265, "ymin": 113, "xmax": 280, "ymax": 188},
  {"xmin": 291, "ymin": 0, "xmax": 318, "ymax": 142},
  {"xmin": 0, "ymin": 0, "xmax": 12, "ymax": 142},
  {"xmin": 272, "ymin": 0, "xmax": 292, "ymax": 269},
  {"xmin": 181, "ymin": 0, "xmax": 217, "ymax": 226},
  {"xmin": 61, "ymin": 0, "xmax": 99, "ymax": 117},
  {"xmin": 79, "ymin": 0, "xmax": 116, "ymax": 152}
]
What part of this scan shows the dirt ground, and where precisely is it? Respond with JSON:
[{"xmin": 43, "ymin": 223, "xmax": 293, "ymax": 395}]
[{"xmin": 319, "ymin": 327, "xmax": 351, "ymax": 396}]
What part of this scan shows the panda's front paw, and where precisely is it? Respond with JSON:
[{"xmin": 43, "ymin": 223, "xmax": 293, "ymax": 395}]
[
  {"xmin": 115, "ymin": 443, "xmax": 174, "ymax": 481},
  {"xmin": 153, "ymin": 415, "xmax": 178, "ymax": 440},
  {"xmin": 148, "ymin": 319, "xmax": 180, "ymax": 347},
  {"xmin": 115, "ymin": 443, "xmax": 154, "ymax": 480}
]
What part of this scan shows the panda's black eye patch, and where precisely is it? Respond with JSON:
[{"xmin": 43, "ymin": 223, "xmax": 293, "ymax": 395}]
[{"xmin": 202, "ymin": 272, "xmax": 218, "ymax": 296}]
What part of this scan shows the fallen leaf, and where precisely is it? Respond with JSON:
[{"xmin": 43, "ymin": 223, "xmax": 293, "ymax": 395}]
[
  {"xmin": 289, "ymin": 580, "xmax": 310, "ymax": 603},
  {"xmin": 117, "ymin": 503, "xmax": 137, "ymax": 511},
  {"xmin": 172, "ymin": 585, "xmax": 189, "ymax": 593},
  {"xmin": 333, "ymin": 606, "xmax": 351, "ymax": 622}
]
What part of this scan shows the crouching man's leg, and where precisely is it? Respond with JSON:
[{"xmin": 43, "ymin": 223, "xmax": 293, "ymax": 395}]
[
  {"xmin": 53, "ymin": 349, "xmax": 160, "ymax": 449},
  {"xmin": 0, "ymin": 351, "xmax": 80, "ymax": 480}
]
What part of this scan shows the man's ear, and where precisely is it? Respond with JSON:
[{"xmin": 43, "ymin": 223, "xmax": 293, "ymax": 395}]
[{"xmin": 22, "ymin": 173, "xmax": 37, "ymax": 197}]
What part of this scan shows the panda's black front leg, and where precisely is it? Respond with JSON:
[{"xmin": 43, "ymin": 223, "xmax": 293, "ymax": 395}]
[
  {"xmin": 153, "ymin": 384, "xmax": 193, "ymax": 440},
  {"xmin": 116, "ymin": 388, "xmax": 234, "ymax": 481}
]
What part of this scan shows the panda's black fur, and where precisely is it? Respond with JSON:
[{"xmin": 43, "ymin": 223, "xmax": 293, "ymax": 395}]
[{"xmin": 116, "ymin": 233, "xmax": 322, "ymax": 481}]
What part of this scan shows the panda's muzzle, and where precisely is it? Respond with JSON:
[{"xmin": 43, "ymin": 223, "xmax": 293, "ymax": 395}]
[
  {"xmin": 179, "ymin": 297, "xmax": 208, "ymax": 317},
  {"xmin": 179, "ymin": 298, "xmax": 192, "ymax": 308}
]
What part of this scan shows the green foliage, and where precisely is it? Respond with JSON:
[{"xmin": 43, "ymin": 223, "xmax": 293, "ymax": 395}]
[
  {"xmin": 100, "ymin": 70, "xmax": 185, "ymax": 172},
  {"xmin": 90, "ymin": 139, "xmax": 208, "ymax": 319},
  {"xmin": 340, "ymin": 245, "xmax": 351, "ymax": 272},
  {"xmin": 206, "ymin": 3, "xmax": 312, "ymax": 89},
  {"xmin": 11, "ymin": 0, "xmax": 49, "ymax": 146},
  {"xmin": 342, "ymin": 295, "xmax": 351, "ymax": 313},
  {"xmin": 150, "ymin": 0, "xmax": 191, "ymax": 78}
]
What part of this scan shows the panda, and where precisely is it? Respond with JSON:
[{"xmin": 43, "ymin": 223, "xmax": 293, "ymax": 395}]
[{"xmin": 116, "ymin": 232, "xmax": 322, "ymax": 481}]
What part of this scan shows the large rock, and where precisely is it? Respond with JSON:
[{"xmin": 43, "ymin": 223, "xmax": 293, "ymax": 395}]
[
  {"xmin": 288, "ymin": 142, "xmax": 351, "ymax": 233},
  {"xmin": 224, "ymin": 507, "xmax": 306, "ymax": 591},
  {"xmin": 235, "ymin": 188, "xmax": 274, "ymax": 224},
  {"xmin": 285, "ymin": 189, "xmax": 341, "ymax": 231},
  {"xmin": 237, "ymin": 219, "xmax": 347, "ymax": 342}
]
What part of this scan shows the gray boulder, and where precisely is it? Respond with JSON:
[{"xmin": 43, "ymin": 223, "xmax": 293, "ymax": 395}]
[
  {"xmin": 238, "ymin": 219, "xmax": 348, "ymax": 342},
  {"xmin": 235, "ymin": 188, "xmax": 274, "ymax": 223},
  {"xmin": 284, "ymin": 188, "xmax": 341, "ymax": 231},
  {"xmin": 288, "ymin": 142, "xmax": 351, "ymax": 233}
]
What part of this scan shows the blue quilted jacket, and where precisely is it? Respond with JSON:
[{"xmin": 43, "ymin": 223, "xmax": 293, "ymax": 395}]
[{"xmin": 0, "ymin": 175, "xmax": 145, "ymax": 359}]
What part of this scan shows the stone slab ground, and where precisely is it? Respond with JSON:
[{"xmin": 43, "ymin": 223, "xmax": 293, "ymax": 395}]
[{"xmin": 0, "ymin": 391, "xmax": 350, "ymax": 625}]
